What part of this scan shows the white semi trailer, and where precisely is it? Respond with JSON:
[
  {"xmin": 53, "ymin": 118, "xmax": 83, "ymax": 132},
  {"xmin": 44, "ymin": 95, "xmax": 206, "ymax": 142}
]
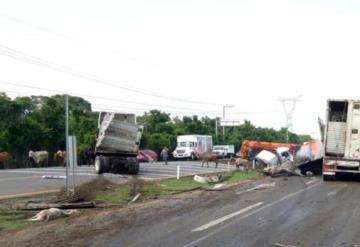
[{"xmin": 323, "ymin": 99, "xmax": 360, "ymax": 181}]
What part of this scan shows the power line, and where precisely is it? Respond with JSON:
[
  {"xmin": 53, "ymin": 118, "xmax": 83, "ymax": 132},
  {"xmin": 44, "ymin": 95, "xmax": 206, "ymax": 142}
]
[
  {"xmin": 1, "ymin": 81, "xmax": 280, "ymax": 116},
  {"xmin": 0, "ymin": 81, "xmax": 219, "ymax": 113},
  {"xmin": 0, "ymin": 44, "xmax": 222, "ymax": 106}
]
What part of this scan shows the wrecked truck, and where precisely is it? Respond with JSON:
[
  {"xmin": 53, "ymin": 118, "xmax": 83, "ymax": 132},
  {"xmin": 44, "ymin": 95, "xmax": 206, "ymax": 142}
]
[
  {"xmin": 95, "ymin": 112, "xmax": 142, "ymax": 175},
  {"xmin": 257, "ymin": 141, "xmax": 324, "ymax": 176},
  {"xmin": 239, "ymin": 140, "xmax": 300, "ymax": 160}
]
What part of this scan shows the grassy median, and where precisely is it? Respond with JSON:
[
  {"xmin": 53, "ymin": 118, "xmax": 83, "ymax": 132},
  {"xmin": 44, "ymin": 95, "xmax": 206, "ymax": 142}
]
[
  {"xmin": 95, "ymin": 170, "xmax": 261, "ymax": 205},
  {"xmin": 0, "ymin": 207, "xmax": 32, "ymax": 232}
]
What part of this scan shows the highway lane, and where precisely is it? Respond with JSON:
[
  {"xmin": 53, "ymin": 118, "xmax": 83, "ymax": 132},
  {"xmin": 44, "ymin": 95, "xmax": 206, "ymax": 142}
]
[
  {"xmin": 0, "ymin": 161, "xmax": 235, "ymax": 197},
  {"xmin": 99, "ymin": 176, "xmax": 360, "ymax": 247}
]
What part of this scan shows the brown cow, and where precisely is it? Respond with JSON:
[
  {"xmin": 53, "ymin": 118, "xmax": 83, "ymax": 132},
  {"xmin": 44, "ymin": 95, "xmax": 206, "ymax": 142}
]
[
  {"xmin": 0, "ymin": 152, "xmax": 10, "ymax": 168},
  {"xmin": 54, "ymin": 150, "xmax": 66, "ymax": 166},
  {"xmin": 231, "ymin": 157, "xmax": 251, "ymax": 172},
  {"xmin": 198, "ymin": 153, "xmax": 218, "ymax": 168}
]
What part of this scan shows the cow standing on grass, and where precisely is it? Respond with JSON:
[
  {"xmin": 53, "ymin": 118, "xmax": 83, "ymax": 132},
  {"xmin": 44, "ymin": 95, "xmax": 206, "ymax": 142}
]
[
  {"xmin": 29, "ymin": 151, "xmax": 49, "ymax": 167},
  {"xmin": 197, "ymin": 153, "xmax": 218, "ymax": 168},
  {"xmin": 0, "ymin": 152, "xmax": 10, "ymax": 169}
]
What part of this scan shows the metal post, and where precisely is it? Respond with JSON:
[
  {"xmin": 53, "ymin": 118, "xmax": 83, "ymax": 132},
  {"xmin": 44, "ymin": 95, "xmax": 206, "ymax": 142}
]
[
  {"xmin": 177, "ymin": 165, "xmax": 180, "ymax": 180},
  {"xmin": 72, "ymin": 136, "xmax": 77, "ymax": 192},
  {"xmin": 215, "ymin": 118, "xmax": 218, "ymax": 138},
  {"xmin": 222, "ymin": 106, "xmax": 225, "ymax": 137},
  {"xmin": 65, "ymin": 95, "xmax": 70, "ymax": 196}
]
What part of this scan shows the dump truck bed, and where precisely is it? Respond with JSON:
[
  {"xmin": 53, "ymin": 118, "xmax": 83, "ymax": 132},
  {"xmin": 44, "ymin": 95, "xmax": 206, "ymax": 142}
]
[{"xmin": 95, "ymin": 113, "xmax": 142, "ymax": 156}]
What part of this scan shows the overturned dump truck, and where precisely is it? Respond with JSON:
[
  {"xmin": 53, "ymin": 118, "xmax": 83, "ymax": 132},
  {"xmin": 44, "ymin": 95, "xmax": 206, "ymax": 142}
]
[{"xmin": 95, "ymin": 112, "xmax": 142, "ymax": 175}]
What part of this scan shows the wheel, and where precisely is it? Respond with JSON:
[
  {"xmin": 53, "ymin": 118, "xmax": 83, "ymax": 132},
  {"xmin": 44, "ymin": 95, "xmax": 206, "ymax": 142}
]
[
  {"xmin": 95, "ymin": 156, "xmax": 105, "ymax": 174},
  {"xmin": 190, "ymin": 153, "xmax": 195, "ymax": 161},
  {"xmin": 128, "ymin": 158, "xmax": 140, "ymax": 175},
  {"xmin": 103, "ymin": 156, "xmax": 110, "ymax": 172}
]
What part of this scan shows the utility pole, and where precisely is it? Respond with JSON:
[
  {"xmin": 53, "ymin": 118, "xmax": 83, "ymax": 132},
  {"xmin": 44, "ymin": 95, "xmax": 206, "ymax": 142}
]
[
  {"xmin": 215, "ymin": 118, "xmax": 218, "ymax": 138},
  {"xmin": 222, "ymin": 104, "xmax": 235, "ymax": 137},
  {"xmin": 65, "ymin": 95, "xmax": 70, "ymax": 196},
  {"xmin": 279, "ymin": 96, "xmax": 301, "ymax": 143}
]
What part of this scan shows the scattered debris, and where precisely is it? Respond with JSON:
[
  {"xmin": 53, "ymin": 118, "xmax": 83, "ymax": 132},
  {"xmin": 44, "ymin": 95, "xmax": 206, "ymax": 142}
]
[
  {"xmin": 28, "ymin": 208, "xmax": 79, "ymax": 222},
  {"xmin": 264, "ymin": 160, "xmax": 301, "ymax": 177},
  {"xmin": 306, "ymin": 171, "xmax": 314, "ymax": 177},
  {"xmin": 20, "ymin": 202, "xmax": 95, "ymax": 210},
  {"xmin": 129, "ymin": 193, "xmax": 141, "ymax": 204},
  {"xmin": 42, "ymin": 175, "xmax": 66, "ymax": 179},
  {"xmin": 193, "ymin": 174, "xmax": 222, "ymax": 184},
  {"xmin": 212, "ymin": 183, "xmax": 225, "ymax": 190}
]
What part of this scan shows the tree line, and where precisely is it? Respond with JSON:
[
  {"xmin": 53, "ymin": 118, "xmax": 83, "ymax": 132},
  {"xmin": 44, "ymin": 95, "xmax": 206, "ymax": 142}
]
[{"xmin": 0, "ymin": 93, "xmax": 312, "ymax": 168}]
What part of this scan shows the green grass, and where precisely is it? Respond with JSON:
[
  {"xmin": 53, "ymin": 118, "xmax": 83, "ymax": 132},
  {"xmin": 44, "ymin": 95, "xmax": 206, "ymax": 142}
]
[
  {"xmin": 0, "ymin": 208, "xmax": 32, "ymax": 231},
  {"xmin": 95, "ymin": 170, "xmax": 262, "ymax": 205}
]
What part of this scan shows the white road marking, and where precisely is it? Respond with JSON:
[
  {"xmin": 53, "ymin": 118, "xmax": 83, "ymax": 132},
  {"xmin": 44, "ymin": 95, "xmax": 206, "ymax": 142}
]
[
  {"xmin": 0, "ymin": 176, "xmax": 40, "ymax": 181},
  {"xmin": 184, "ymin": 181, "xmax": 321, "ymax": 247},
  {"xmin": 192, "ymin": 202, "xmax": 263, "ymax": 232},
  {"xmin": 305, "ymin": 179, "xmax": 319, "ymax": 185},
  {"xmin": 327, "ymin": 184, "xmax": 347, "ymax": 197}
]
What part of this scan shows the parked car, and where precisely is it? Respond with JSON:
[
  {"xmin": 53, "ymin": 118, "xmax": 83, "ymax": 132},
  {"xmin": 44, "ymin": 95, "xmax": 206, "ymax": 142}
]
[{"xmin": 137, "ymin": 150, "xmax": 158, "ymax": 162}]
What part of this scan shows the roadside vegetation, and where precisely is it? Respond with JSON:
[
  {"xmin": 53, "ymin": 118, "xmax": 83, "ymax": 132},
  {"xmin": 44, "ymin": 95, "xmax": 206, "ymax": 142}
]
[
  {"xmin": 95, "ymin": 170, "xmax": 262, "ymax": 205},
  {"xmin": 0, "ymin": 206, "xmax": 32, "ymax": 231},
  {"xmin": 0, "ymin": 170, "xmax": 261, "ymax": 232},
  {"xmin": 0, "ymin": 92, "xmax": 311, "ymax": 168}
]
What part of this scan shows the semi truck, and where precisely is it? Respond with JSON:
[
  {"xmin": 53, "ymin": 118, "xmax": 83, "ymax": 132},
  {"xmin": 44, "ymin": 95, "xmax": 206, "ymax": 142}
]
[
  {"xmin": 173, "ymin": 135, "xmax": 213, "ymax": 160},
  {"xmin": 94, "ymin": 112, "xmax": 142, "ymax": 175},
  {"xmin": 323, "ymin": 99, "xmax": 360, "ymax": 181}
]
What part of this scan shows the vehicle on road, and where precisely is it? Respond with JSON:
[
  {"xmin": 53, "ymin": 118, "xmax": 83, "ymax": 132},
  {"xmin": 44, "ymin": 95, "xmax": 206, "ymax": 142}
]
[
  {"xmin": 212, "ymin": 145, "xmax": 235, "ymax": 158},
  {"xmin": 323, "ymin": 99, "xmax": 360, "ymax": 181},
  {"xmin": 95, "ymin": 112, "xmax": 142, "ymax": 175},
  {"xmin": 239, "ymin": 140, "xmax": 300, "ymax": 160},
  {"xmin": 173, "ymin": 135, "xmax": 213, "ymax": 160},
  {"xmin": 137, "ymin": 149, "xmax": 158, "ymax": 162}
]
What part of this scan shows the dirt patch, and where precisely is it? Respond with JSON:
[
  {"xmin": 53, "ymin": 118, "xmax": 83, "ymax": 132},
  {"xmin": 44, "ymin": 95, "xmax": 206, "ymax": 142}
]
[
  {"xmin": 0, "ymin": 176, "xmax": 268, "ymax": 247},
  {"xmin": 56, "ymin": 176, "xmax": 115, "ymax": 202}
]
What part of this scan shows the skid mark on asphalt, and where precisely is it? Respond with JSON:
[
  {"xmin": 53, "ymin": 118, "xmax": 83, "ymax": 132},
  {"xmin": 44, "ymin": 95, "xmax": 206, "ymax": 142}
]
[{"xmin": 184, "ymin": 181, "xmax": 321, "ymax": 247}]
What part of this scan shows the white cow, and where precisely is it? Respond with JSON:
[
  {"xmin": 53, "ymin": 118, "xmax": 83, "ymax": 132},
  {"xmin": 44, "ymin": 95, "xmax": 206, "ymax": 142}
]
[{"xmin": 29, "ymin": 150, "xmax": 49, "ymax": 167}]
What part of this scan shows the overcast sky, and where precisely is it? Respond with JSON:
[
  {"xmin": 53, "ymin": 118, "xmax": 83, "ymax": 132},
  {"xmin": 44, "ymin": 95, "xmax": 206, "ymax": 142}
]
[{"xmin": 1, "ymin": 0, "xmax": 360, "ymax": 139}]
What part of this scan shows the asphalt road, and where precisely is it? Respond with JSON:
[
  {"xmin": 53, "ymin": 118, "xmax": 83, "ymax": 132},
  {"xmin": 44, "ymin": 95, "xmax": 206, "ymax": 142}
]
[
  {"xmin": 0, "ymin": 161, "xmax": 235, "ymax": 197},
  {"xmin": 99, "ymin": 176, "xmax": 360, "ymax": 247}
]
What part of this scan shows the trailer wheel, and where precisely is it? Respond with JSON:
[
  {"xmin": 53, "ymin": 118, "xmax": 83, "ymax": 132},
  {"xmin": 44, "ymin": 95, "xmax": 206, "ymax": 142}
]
[
  {"xmin": 95, "ymin": 156, "xmax": 105, "ymax": 174},
  {"xmin": 103, "ymin": 156, "xmax": 110, "ymax": 172},
  {"xmin": 128, "ymin": 158, "xmax": 139, "ymax": 175}
]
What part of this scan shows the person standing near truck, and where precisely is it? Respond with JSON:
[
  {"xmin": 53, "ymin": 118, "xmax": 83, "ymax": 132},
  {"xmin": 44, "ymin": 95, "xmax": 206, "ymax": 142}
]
[{"xmin": 160, "ymin": 147, "xmax": 169, "ymax": 165}]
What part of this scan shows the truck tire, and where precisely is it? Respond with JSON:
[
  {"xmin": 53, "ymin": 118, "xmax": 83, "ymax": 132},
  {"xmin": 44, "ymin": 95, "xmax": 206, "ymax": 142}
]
[
  {"xmin": 128, "ymin": 162, "xmax": 139, "ymax": 174},
  {"xmin": 190, "ymin": 153, "xmax": 195, "ymax": 161},
  {"xmin": 128, "ymin": 157, "xmax": 139, "ymax": 175},
  {"xmin": 95, "ymin": 156, "xmax": 105, "ymax": 174},
  {"xmin": 103, "ymin": 156, "xmax": 110, "ymax": 172}
]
